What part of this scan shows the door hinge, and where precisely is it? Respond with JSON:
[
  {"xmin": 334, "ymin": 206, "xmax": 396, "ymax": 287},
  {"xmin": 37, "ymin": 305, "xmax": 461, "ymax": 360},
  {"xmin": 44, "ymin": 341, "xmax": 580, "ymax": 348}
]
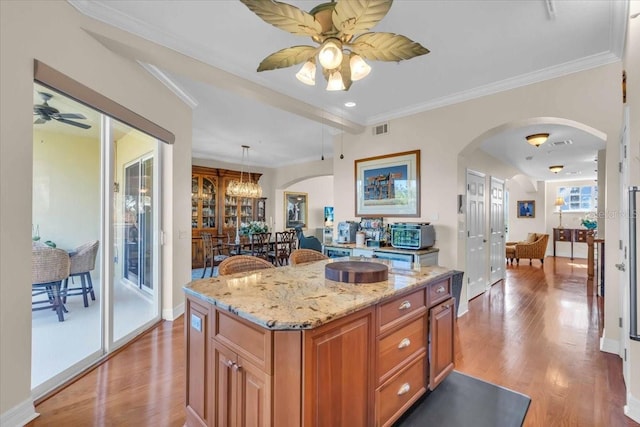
[
  {"xmin": 467, "ymin": 184, "xmax": 470, "ymax": 191},
  {"xmin": 468, "ymin": 231, "xmax": 470, "ymax": 237},
  {"xmin": 619, "ymin": 162, "xmax": 623, "ymax": 173},
  {"xmin": 625, "ymin": 348, "xmax": 627, "ymax": 361},
  {"xmin": 620, "ymin": 317, "xmax": 623, "ymax": 328},
  {"xmin": 467, "ymin": 277, "xmax": 470, "ymax": 284},
  {"xmin": 620, "ymin": 240, "xmax": 623, "ymax": 250}
]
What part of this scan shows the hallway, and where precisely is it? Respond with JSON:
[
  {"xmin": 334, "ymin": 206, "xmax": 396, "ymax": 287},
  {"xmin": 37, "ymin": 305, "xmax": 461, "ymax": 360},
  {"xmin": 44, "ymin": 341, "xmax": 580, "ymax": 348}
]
[{"xmin": 32, "ymin": 257, "xmax": 636, "ymax": 426}]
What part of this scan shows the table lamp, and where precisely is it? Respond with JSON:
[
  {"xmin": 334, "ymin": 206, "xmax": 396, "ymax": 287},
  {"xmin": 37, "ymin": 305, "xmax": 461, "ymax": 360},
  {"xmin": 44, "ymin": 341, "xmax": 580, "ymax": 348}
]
[{"xmin": 555, "ymin": 197, "xmax": 565, "ymax": 228}]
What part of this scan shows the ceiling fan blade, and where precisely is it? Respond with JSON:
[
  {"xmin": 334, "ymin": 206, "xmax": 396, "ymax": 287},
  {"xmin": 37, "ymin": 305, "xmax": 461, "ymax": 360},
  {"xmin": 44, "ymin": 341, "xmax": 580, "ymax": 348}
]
[
  {"xmin": 349, "ymin": 32, "xmax": 429, "ymax": 62},
  {"xmin": 34, "ymin": 118, "xmax": 46, "ymax": 125},
  {"xmin": 333, "ymin": 0, "xmax": 392, "ymax": 40},
  {"xmin": 239, "ymin": 0, "xmax": 322, "ymax": 38},
  {"xmin": 55, "ymin": 117, "xmax": 92, "ymax": 129},
  {"xmin": 257, "ymin": 45, "xmax": 317, "ymax": 72},
  {"xmin": 57, "ymin": 113, "xmax": 86, "ymax": 120}
]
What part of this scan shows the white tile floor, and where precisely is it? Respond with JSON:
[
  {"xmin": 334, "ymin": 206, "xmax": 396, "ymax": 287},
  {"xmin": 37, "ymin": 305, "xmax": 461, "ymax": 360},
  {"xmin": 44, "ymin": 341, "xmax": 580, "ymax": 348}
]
[{"xmin": 31, "ymin": 277, "xmax": 156, "ymax": 389}]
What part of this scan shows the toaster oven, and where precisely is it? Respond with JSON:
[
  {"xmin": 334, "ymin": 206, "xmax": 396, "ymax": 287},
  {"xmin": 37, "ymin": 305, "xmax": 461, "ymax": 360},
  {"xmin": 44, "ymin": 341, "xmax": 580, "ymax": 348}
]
[{"xmin": 390, "ymin": 223, "xmax": 435, "ymax": 250}]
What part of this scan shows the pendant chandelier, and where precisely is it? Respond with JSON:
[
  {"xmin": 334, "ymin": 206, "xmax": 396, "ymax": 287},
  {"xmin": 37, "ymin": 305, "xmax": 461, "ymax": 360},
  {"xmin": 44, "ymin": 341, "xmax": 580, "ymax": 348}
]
[{"xmin": 227, "ymin": 145, "xmax": 262, "ymax": 198}]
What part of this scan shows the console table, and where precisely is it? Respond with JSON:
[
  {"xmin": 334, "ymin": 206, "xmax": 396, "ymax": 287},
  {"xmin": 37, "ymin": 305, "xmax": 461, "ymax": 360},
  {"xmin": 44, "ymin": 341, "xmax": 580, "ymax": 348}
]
[{"xmin": 553, "ymin": 228, "xmax": 592, "ymax": 260}]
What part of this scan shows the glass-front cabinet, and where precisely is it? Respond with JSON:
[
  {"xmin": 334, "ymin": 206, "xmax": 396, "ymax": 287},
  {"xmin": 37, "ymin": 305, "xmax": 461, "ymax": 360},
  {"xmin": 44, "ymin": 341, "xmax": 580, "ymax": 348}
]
[{"xmin": 192, "ymin": 166, "xmax": 263, "ymax": 268}]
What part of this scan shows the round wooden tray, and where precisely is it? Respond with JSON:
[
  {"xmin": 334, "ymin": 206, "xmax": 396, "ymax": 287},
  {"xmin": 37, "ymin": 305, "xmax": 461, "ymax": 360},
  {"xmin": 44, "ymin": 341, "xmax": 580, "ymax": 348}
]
[{"xmin": 325, "ymin": 261, "xmax": 389, "ymax": 284}]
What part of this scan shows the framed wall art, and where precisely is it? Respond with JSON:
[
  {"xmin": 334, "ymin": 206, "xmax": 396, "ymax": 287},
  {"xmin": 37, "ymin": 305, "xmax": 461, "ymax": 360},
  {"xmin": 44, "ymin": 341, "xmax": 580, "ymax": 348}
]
[
  {"xmin": 517, "ymin": 200, "xmax": 535, "ymax": 218},
  {"xmin": 284, "ymin": 191, "xmax": 308, "ymax": 229},
  {"xmin": 355, "ymin": 150, "xmax": 420, "ymax": 217}
]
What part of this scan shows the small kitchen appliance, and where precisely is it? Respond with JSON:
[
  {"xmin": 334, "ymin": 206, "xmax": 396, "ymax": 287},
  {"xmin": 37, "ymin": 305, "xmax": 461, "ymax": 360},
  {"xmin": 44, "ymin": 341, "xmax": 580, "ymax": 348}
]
[
  {"xmin": 390, "ymin": 223, "xmax": 435, "ymax": 250},
  {"xmin": 337, "ymin": 221, "xmax": 358, "ymax": 243}
]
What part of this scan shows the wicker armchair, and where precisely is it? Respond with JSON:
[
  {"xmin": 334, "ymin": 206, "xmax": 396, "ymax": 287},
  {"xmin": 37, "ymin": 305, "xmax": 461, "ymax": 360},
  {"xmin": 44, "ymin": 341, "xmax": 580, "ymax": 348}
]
[
  {"xmin": 217, "ymin": 255, "xmax": 275, "ymax": 276},
  {"xmin": 32, "ymin": 246, "xmax": 71, "ymax": 322},
  {"xmin": 62, "ymin": 240, "xmax": 99, "ymax": 307},
  {"xmin": 506, "ymin": 233, "xmax": 549, "ymax": 265},
  {"xmin": 289, "ymin": 248, "xmax": 328, "ymax": 266}
]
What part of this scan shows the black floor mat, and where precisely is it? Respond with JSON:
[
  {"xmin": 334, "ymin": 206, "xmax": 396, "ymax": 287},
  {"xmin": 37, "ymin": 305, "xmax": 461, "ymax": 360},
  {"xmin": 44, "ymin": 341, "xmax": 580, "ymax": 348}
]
[{"xmin": 395, "ymin": 371, "xmax": 531, "ymax": 427}]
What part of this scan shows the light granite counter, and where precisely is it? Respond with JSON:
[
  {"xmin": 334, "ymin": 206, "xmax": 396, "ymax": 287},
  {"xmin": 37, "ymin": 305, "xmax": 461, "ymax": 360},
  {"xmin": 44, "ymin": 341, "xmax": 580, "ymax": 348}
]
[{"xmin": 184, "ymin": 257, "xmax": 453, "ymax": 330}]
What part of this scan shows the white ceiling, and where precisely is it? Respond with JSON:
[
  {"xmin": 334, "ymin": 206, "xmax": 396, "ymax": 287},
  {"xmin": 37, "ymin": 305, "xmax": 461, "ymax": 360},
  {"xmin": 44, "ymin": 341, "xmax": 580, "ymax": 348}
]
[{"xmin": 67, "ymin": 0, "xmax": 627, "ymax": 178}]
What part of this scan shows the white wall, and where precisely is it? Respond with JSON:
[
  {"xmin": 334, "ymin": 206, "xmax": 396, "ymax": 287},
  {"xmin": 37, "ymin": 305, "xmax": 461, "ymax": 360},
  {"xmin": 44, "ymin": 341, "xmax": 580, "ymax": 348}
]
[
  {"xmin": 278, "ymin": 176, "xmax": 334, "ymax": 236},
  {"xmin": 0, "ymin": 1, "xmax": 192, "ymax": 422},
  {"xmin": 32, "ymin": 129, "xmax": 100, "ymax": 251},
  {"xmin": 505, "ymin": 179, "xmax": 546, "ymax": 244}
]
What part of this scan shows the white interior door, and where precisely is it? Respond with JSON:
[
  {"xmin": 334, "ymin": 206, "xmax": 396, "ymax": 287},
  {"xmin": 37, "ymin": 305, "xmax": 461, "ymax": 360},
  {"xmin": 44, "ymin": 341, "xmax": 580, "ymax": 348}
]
[
  {"xmin": 467, "ymin": 170, "xmax": 487, "ymax": 300},
  {"xmin": 619, "ymin": 106, "xmax": 630, "ymax": 384},
  {"xmin": 489, "ymin": 177, "xmax": 505, "ymax": 284}
]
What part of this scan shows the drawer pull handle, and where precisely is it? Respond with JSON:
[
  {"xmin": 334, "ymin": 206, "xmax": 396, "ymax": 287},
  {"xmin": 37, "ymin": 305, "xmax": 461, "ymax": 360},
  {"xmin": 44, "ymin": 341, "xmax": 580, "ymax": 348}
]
[
  {"xmin": 397, "ymin": 383, "xmax": 411, "ymax": 396},
  {"xmin": 398, "ymin": 338, "xmax": 411, "ymax": 349},
  {"xmin": 436, "ymin": 286, "xmax": 445, "ymax": 294},
  {"xmin": 398, "ymin": 301, "xmax": 411, "ymax": 310}
]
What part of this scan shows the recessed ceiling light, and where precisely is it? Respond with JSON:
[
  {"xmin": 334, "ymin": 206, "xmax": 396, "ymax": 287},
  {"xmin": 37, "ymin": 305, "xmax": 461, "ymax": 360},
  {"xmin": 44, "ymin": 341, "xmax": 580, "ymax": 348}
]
[{"xmin": 344, "ymin": 101, "xmax": 356, "ymax": 108}]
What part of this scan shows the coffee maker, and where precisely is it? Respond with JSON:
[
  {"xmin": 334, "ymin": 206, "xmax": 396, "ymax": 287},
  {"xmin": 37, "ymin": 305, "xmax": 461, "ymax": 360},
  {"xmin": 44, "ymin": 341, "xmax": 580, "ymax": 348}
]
[{"xmin": 337, "ymin": 221, "xmax": 358, "ymax": 243}]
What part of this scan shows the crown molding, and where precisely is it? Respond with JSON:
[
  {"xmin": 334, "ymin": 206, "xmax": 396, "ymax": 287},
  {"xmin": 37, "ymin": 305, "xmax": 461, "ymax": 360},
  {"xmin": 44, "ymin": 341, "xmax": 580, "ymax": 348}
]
[
  {"xmin": 366, "ymin": 51, "xmax": 621, "ymax": 126},
  {"xmin": 137, "ymin": 62, "xmax": 198, "ymax": 109}
]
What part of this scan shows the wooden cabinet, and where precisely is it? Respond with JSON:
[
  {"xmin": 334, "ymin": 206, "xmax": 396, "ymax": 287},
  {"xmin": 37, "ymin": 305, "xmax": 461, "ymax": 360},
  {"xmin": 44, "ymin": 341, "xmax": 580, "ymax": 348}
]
[
  {"xmin": 185, "ymin": 273, "xmax": 456, "ymax": 427},
  {"xmin": 428, "ymin": 297, "xmax": 455, "ymax": 390},
  {"xmin": 212, "ymin": 340, "xmax": 271, "ymax": 427},
  {"xmin": 303, "ymin": 308, "xmax": 375, "ymax": 427},
  {"xmin": 185, "ymin": 298, "xmax": 211, "ymax": 427},
  {"xmin": 191, "ymin": 166, "xmax": 263, "ymax": 268}
]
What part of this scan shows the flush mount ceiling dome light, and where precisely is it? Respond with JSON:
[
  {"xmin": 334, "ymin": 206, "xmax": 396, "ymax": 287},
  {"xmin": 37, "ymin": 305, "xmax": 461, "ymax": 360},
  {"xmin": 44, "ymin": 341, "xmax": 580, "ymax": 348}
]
[
  {"xmin": 240, "ymin": 0, "xmax": 429, "ymax": 91},
  {"xmin": 525, "ymin": 133, "xmax": 550, "ymax": 147},
  {"xmin": 549, "ymin": 165, "xmax": 564, "ymax": 173}
]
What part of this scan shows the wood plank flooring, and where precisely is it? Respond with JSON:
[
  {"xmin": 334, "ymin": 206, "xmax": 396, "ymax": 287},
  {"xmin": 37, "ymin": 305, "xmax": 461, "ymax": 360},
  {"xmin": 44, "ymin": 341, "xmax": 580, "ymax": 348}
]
[{"xmin": 32, "ymin": 257, "xmax": 637, "ymax": 426}]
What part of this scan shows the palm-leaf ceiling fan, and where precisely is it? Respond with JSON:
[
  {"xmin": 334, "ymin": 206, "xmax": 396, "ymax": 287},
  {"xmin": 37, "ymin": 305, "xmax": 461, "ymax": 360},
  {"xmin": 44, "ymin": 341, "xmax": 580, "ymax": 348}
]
[
  {"xmin": 240, "ymin": 0, "xmax": 429, "ymax": 91},
  {"xmin": 33, "ymin": 92, "xmax": 91, "ymax": 129}
]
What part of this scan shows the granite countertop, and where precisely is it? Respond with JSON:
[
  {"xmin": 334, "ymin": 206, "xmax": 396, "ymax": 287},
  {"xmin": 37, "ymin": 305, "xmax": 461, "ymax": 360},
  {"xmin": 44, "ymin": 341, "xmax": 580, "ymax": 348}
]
[{"xmin": 184, "ymin": 257, "xmax": 453, "ymax": 330}]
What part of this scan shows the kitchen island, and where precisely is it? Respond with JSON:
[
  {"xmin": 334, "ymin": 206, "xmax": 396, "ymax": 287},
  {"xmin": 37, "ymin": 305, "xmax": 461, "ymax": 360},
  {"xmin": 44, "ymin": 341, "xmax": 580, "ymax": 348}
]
[{"xmin": 184, "ymin": 257, "xmax": 456, "ymax": 427}]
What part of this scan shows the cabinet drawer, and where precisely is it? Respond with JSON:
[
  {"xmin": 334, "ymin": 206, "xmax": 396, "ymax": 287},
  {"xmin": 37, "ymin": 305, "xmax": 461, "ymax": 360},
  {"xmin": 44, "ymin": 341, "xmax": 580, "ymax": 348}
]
[
  {"xmin": 377, "ymin": 315, "xmax": 426, "ymax": 384},
  {"xmin": 213, "ymin": 310, "xmax": 272, "ymax": 374},
  {"xmin": 378, "ymin": 288, "xmax": 426, "ymax": 333},
  {"xmin": 376, "ymin": 352, "xmax": 427, "ymax": 427},
  {"xmin": 427, "ymin": 278, "xmax": 451, "ymax": 306},
  {"xmin": 574, "ymin": 229, "xmax": 589, "ymax": 242}
]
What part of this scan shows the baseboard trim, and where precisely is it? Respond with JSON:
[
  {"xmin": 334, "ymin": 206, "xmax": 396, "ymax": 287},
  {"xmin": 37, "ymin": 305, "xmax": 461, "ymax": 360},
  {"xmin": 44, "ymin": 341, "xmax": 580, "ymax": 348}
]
[
  {"xmin": 625, "ymin": 392, "xmax": 640, "ymax": 423},
  {"xmin": 0, "ymin": 398, "xmax": 38, "ymax": 427},
  {"xmin": 162, "ymin": 302, "xmax": 184, "ymax": 321},
  {"xmin": 457, "ymin": 307, "xmax": 469, "ymax": 318},
  {"xmin": 599, "ymin": 334, "xmax": 620, "ymax": 355}
]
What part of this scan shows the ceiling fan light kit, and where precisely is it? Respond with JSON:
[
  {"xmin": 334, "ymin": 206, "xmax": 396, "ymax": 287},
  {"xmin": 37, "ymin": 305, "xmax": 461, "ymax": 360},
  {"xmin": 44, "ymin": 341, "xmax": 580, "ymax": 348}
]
[
  {"xmin": 240, "ymin": 0, "xmax": 429, "ymax": 91},
  {"xmin": 525, "ymin": 133, "xmax": 550, "ymax": 147}
]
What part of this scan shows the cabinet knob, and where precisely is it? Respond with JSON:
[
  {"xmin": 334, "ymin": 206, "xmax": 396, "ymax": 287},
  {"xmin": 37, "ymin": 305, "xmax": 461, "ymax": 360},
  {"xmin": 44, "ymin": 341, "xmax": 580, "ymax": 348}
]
[
  {"xmin": 397, "ymin": 383, "xmax": 411, "ymax": 396},
  {"xmin": 436, "ymin": 286, "xmax": 445, "ymax": 294},
  {"xmin": 398, "ymin": 338, "xmax": 411, "ymax": 349},
  {"xmin": 398, "ymin": 301, "xmax": 412, "ymax": 310}
]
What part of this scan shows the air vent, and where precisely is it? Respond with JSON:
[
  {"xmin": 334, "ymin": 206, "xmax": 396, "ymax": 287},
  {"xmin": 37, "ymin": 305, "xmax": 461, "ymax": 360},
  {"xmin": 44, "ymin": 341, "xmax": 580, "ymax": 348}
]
[
  {"xmin": 373, "ymin": 123, "xmax": 389, "ymax": 136},
  {"xmin": 551, "ymin": 139, "xmax": 573, "ymax": 146}
]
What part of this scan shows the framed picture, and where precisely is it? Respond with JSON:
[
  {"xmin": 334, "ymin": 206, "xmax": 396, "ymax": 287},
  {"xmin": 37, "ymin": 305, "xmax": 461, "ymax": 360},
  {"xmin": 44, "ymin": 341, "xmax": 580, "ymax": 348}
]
[
  {"xmin": 517, "ymin": 200, "xmax": 535, "ymax": 218},
  {"xmin": 284, "ymin": 192, "xmax": 308, "ymax": 229},
  {"xmin": 355, "ymin": 150, "xmax": 420, "ymax": 217}
]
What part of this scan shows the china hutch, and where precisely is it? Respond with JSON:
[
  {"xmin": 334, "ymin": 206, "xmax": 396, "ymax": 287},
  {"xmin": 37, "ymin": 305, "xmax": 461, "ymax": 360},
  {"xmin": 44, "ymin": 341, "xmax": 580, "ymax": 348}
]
[{"xmin": 191, "ymin": 166, "xmax": 265, "ymax": 268}]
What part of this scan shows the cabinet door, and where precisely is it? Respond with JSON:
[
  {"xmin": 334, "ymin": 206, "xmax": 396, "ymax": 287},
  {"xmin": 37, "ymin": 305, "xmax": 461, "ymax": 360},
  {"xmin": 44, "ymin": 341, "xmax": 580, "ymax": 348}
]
[
  {"xmin": 212, "ymin": 341, "xmax": 237, "ymax": 427},
  {"xmin": 303, "ymin": 307, "xmax": 375, "ymax": 427},
  {"xmin": 201, "ymin": 176, "xmax": 217, "ymax": 229},
  {"xmin": 428, "ymin": 297, "xmax": 455, "ymax": 390},
  {"xmin": 237, "ymin": 357, "xmax": 271, "ymax": 427},
  {"xmin": 185, "ymin": 298, "xmax": 210, "ymax": 426}
]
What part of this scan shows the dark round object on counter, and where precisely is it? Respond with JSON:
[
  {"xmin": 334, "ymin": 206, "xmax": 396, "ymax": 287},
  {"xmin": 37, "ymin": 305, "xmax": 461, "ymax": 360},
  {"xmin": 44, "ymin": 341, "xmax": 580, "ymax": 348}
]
[{"xmin": 325, "ymin": 261, "xmax": 388, "ymax": 284}]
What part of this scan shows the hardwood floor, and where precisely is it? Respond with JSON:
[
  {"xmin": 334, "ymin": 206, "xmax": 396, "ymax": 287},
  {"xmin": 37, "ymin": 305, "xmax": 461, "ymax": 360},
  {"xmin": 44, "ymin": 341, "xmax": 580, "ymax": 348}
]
[{"xmin": 32, "ymin": 256, "xmax": 637, "ymax": 426}]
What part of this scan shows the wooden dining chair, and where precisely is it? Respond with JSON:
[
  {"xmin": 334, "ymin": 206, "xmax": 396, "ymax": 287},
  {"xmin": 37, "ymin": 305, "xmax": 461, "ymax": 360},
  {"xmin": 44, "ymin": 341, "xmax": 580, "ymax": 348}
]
[
  {"xmin": 250, "ymin": 232, "xmax": 271, "ymax": 260},
  {"xmin": 201, "ymin": 232, "xmax": 229, "ymax": 278},
  {"xmin": 270, "ymin": 231, "xmax": 296, "ymax": 266},
  {"xmin": 218, "ymin": 255, "xmax": 275, "ymax": 276}
]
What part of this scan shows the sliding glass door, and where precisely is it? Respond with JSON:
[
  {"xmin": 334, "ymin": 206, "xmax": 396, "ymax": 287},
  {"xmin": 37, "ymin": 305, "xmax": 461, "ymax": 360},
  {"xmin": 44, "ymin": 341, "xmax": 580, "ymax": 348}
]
[{"xmin": 31, "ymin": 84, "xmax": 161, "ymax": 397}]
